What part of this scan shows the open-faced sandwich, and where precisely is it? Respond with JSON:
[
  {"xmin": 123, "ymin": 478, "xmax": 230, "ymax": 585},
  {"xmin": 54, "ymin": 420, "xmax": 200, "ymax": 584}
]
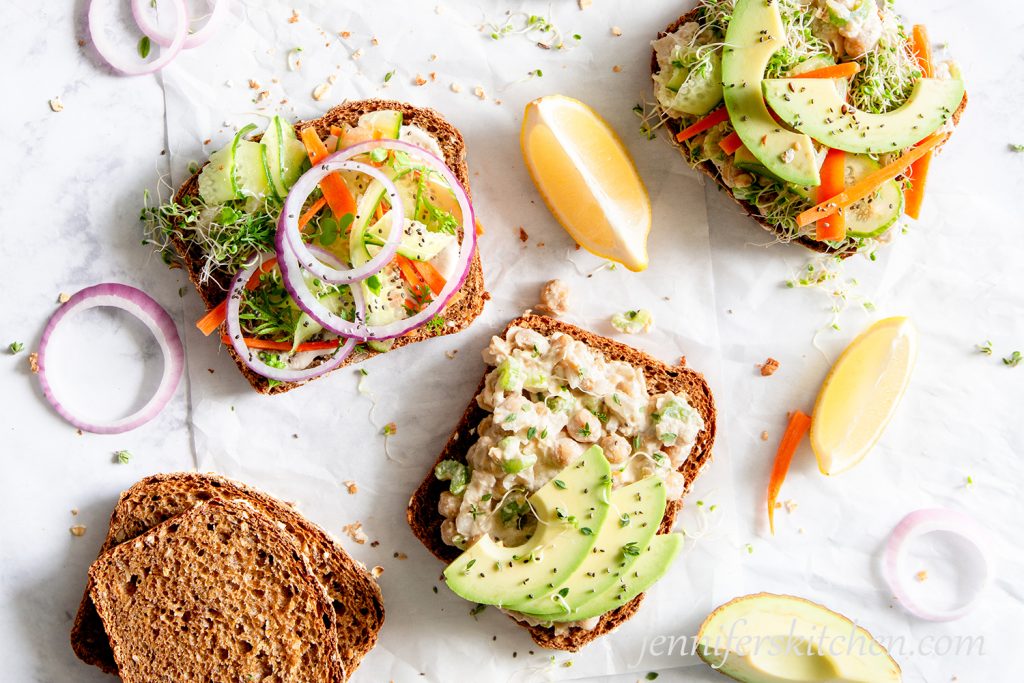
[
  {"xmin": 144, "ymin": 100, "xmax": 486, "ymax": 394},
  {"xmin": 407, "ymin": 315, "xmax": 716, "ymax": 650},
  {"xmin": 650, "ymin": 0, "xmax": 966, "ymax": 254},
  {"xmin": 71, "ymin": 473, "xmax": 384, "ymax": 680}
]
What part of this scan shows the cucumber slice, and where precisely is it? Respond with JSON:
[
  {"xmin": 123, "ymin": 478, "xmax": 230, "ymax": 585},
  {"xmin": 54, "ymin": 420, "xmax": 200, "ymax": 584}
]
[
  {"xmin": 364, "ymin": 214, "xmax": 454, "ymax": 262},
  {"xmin": 197, "ymin": 146, "xmax": 236, "ymax": 204},
  {"xmin": 843, "ymin": 155, "xmax": 903, "ymax": 238},
  {"xmin": 262, "ymin": 116, "xmax": 288, "ymax": 198},
  {"xmin": 281, "ymin": 137, "xmax": 308, "ymax": 189},
  {"xmin": 234, "ymin": 140, "xmax": 274, "ymax": 199},
  {"xmin": 367, "ymin": 339, "xmax": 394, "ymax": 353},
  {"xmin": 659, "ymin": 49, "xmax": 723, "ymax": 116},
  {"xmin": 360, "ymin": 110, "xmax": 403, "ymax": 139}
]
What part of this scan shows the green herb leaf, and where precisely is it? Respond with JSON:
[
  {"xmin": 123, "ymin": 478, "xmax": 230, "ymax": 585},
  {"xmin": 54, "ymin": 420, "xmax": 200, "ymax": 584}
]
[
  {"xmin": 1003, "ymin": 351, "xmax": 1022, "ymax": 367},
  {"xmin": 1010, "ymin": 144, "xmax": 1024, "ymax": 152},
  {"xmin": 8, "ymin": 342, "xmax": 24, "ymax": 354},
  {"xmin": 579, "ymin": 527, "xmax": 593, "ymax": 536},
  {"xmin": 137, "ymin": 36, "xmax": 151, "ymax": 59},
  {"xmin": 384, "ymin": 69, "xmax": 395, "ymax": 83},
  {"xmin": 365, "ymin": 274, "xmax": 383, "ymax": 296},
  {"xmin": 553, "ymin": 479, "xmax": 566, "ymax": 489},
  {"xmin": 557, "ymin": 587, "xmax": 569, "ymax": 597},
  {"xmin": 622, "ymin": 541, "xmax": 641, "ymax": 557},
  {"xmin": 646, "ymin": 673, "xmax": 659, "ymax": 681},
  {"xmin": 977, "ymin": 340, "xmax": 994, "ymax": 355},
  {"xmin": 115, "ymin": 450, "xmax": 132, "ymax": 465},
  {"xmin": 527, "ymin": 427, "xmax": 537, "ymax": 440}
]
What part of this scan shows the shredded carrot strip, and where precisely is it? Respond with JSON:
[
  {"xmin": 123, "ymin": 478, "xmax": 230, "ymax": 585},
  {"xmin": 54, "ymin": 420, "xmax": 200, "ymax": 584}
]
[
  {"xmin": 911, "ymin": 25, "xmax": 933, "ymax": 78},
  {"xmin": 767, "ymin": 410, "xmax": 812, "ymax": 535},
  {"xmin": 395, "ymin": 254, "xmax": 428, "ymax": 291},
  {"xmin": 718, "ymin": 132, "xmax": 743, "ymax": 156},
  {"xmin": 816, "ymin": 148, "xmax": 847, "ymax": 241},
  {"xmin": 298, "ymin": 196, "xmax": 328, "ymax": 230},
  {"xmin": 675, "ymin": 107, "xmax": 730, "ymax": 143},
  {"xmin": 904, "ymin": 25, "xmax": 935, "ymax": 219},
  {"xmin": 194, "ymin": 258, "xmax": 278, "ymax": 336},
  {"xmin": 796, "ymin": 135, "xmax": 946, "ymax": 228},
  {"xmin": 474, "ymin": 219, "xmax": 485, "ymax": 236},
  {"xmin": 788, "ymin": 62, "xmax": 861, "ymax": 80},
  {"xmin": 411, "ymin": 259, "xmax": 446, "ymax": 296},
  {"xmin": 299, "ymin": 128, "xmax": 357, "ymax": 218},
  {"xmin": 220, "ymin": 335, "xmax": 341, "ymax": 353}
]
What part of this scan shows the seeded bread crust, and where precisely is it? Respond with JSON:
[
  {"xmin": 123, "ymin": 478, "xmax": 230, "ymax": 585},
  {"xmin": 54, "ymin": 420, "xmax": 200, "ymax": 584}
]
[
  {"xmin": 406, "ymin": 314, "xmax": 717, "ymax": 651},
  {"xmin": 71, "ymin": 473, "xmax": 384, "ymax": 678},
  {"xmin": 88, "ymin": 498, "xmax": 346, "ymax": 682},
  {"xmin": 652, "ymin": 6, "xmax": 968, "ymax": 255},
  {"xmin": 169, "ymin": 99, "xmax": 488, "ymax": 394}
]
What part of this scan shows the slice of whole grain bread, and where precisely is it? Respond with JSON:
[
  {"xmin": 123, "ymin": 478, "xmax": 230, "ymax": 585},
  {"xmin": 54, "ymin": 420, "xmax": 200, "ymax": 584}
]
[
  {"xmin": 170, "ymin": 99, "xmax": 488, "ymax": 394},
  {"xmin": 652, "ymin": 5, "xmax": 968, "ymax": 255},
  {"xmin": 71, "ymin": 472, "xmax": 383, "ymax": 678},
  {"xmin": 406, "ymin": 314, "xmax": 717, "ymax": 651},
  {"xmin": 88, "ymin": 498, "xmax": 346, "ymax": 682}
]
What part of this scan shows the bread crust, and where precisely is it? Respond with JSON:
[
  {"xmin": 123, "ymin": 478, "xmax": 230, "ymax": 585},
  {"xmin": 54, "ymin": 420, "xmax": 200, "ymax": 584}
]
[
  {"xmin": 168, "ymin": 99, "xmax": 488, "ymax": 394},
  {"xmin": 651, "ymin": 6, "xmax": 968, "ymax": 255},
  {"xmin": 71, "ymin": 473, "xmax": 384, "ymax": 678},
  {"xmin": 405, "ymin": 314, "xmax": 717, "ymax": 651}
]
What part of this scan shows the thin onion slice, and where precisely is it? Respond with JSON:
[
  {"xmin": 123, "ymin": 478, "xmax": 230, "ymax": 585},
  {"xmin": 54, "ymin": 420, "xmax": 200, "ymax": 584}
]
[
  {"xmin": 280, "ymin": 159, "xmax": 405, "ymax": 284},
  {"xmin": 131, "ymin": 0, "xmax": 231, "ymax": 50},
  {"xmin": 224, "ymin": 251, "xmax": 359, "ymax": 382},
  {"xmin": 37, "ymin": 284, "xmax": 184, "ymax": 434},
  {"xmin": 88, "ymin": 0, "xmax": 188, "ymax": 76},
  {"xmin": 882, "ymin": 508, "xmax": 994, "ymax": 622}
]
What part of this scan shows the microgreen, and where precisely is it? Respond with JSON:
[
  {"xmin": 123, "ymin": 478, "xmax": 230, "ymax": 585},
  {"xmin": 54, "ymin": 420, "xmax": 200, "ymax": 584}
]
[{"xmin": 8, "ymin": 342, "xmax": 24, "ymax": 354}]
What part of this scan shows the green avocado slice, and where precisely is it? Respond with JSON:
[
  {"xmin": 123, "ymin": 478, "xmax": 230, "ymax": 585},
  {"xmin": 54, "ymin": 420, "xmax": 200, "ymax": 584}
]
[
  {"xmin": 763, "ymin": 77, "xmax": 965, "ymax": 155},
  {"xmin": 507, "ymin": 474, "xmax": 668, "ymax": 617},
  {"xmin": 722, "ymin": 0, "xmax": 820, "ymax": 187},
  {"xmin": 443, "ymin": 446, "xmax": 611, "ymax": 608},
  {"xmin": 696, "ymin": 594, "xmax": 902, "ymax": 683}
]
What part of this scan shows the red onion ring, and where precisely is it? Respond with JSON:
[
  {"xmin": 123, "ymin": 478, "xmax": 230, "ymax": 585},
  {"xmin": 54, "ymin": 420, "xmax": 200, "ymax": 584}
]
[
  {"xmin": 36, "ymin": 284, "xmax": 184, "ymax": 434},
  {"xmin": 882, "ymin": 508, "xmax": 994, "ymax": 622},
  {"xmin": 280, "ymin": 160, "xmax": 405, "ymax": 284},
  {"xmin": 131, "ymin": 0, "xmax": 230, "ymax": 50},
  {"xmin": 88, "ymin": 0, "xmax": 188, "ymax": 76},
  {"xmin": 224, "ymin": 251, "xmax": 360, "ymax": 382},
  {"xmin": 276, "ymin": 224, "xmax": 371, "ymax": 340}
]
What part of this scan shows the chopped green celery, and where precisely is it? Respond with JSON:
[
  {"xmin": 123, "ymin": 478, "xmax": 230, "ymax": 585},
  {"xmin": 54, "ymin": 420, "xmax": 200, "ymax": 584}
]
[
  {"xmin": 497, "ymin": 358, "xmax": 526, "ymax": 392},
  {"xmin": 435, "ymin": 460, "xmax": 469, "ymax": 495}
]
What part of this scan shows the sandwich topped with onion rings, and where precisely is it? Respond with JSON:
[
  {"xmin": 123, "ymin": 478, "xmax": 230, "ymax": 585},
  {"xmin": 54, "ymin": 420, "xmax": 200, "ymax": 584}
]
[{"xmin": 143, "ymin": 100, "xmax": 486, "ymax": 393}]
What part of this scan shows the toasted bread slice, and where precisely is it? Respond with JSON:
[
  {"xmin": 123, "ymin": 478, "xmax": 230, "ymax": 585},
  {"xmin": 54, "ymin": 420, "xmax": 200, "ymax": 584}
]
[
  {"xmin": 406, "ymin": 314, "xmax": 717, "ymax": 651},
  {"xmin": 88, "ymin": 498, "xmax": 346, "ymax": 682},
  {"xmin": 71, "ymin": 473, "xmax": 383, "ymax": 677},
  {"xmin": 170, "ymin": 99, "xmax": 488, "ymax": 394},
  {"xmin": 652, "ymin": 6, "xmax": 967, "ymax": 255}
]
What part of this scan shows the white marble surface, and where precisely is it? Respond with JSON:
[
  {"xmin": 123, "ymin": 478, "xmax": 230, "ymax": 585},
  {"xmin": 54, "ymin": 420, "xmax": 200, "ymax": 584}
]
[{"xmin": 1, "ymin": 1, "xmax": 1021, "ymax": 682}]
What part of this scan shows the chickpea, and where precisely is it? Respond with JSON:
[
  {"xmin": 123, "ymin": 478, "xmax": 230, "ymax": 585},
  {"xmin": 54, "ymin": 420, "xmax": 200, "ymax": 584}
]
[
  {"xmin": 440, "ymin": 519, "xmax": 458, "ymax": 546},
  {"xmin": 598, "ymin": 434, "xmax": 631, "ymax": 464},
  {"xmin": 553, "ymin": 437, "xmax": 584, "ymax": 467},
  {"xmin": 568, "ymin": 409, "xmax": 602, "ymax": 443},
  {"xmin": 438, "ymin": 492, "xmax": 460, "ymax": 518}
]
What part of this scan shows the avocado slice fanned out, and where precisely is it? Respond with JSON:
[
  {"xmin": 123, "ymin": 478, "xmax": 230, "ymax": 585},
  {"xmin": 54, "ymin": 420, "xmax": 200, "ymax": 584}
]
[
  {"xmin": 697, "ymin": 594, "xmax": 902, "ymax": 683},
  {"xmin": 722, "ymin": 0, "xmax": 820, "ymax": 187},
  {"xmin": 509, "ymin": 475, "xmax": 668, "ymax": 617},
  {"xmin": 443, "ymin": 446, "xmax": 612, "ymax": 607},
  {"xmin": 763, "ymin": 77, "xmax": 965, "ymax": 155}
]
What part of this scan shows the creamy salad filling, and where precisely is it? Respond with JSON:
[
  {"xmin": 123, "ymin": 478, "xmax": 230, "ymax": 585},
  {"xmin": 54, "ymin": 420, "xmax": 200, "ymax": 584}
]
[{"xmin": 435, "ymin": 327, "xmax": 704, "ymax": 629}]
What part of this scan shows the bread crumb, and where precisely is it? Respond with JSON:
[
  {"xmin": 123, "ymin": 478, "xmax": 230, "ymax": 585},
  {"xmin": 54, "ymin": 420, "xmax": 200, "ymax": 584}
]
[
  {"xmin": 414, "ymin": 74, "xmax": 428, "ymax": 86},
  {"xmin": 70, "ymin": 525, "xmax": 87, "ymax": 537},
  {"xmin": 344, "ymin": 480, "xmax": 358, "ymax": 495},
  {"xmin": 450, "ymin": 83, "xmax": 462, "ymax": 93},
  {"xmin": 783, "ymin": 499, "xmax": 798, "ymax": 513},
  {"xmin": 352, "ymin": 48, "xmax": 364, "ymax": 60},
  {"xmin": 519, "ymin": 227, "xmax": 529, "ymax": 243},
  {"xmin": 429, "ymin": 72, "xmax": 437, "ymax": 81},
  {"xmin": 760, "ymin": 430, "xmax": 769, "ymax": 441},
  {"xmin": 339, "ymin": 30, "xmax": 351, "ymax": 38},
  {"xmin": 612, "ymin": 65, "xmax": 623, "ymax": 73},
  {"xmin": 248, "ymin": 79, "xmax": 260, "ymax": 89},
  {"xmin": 327, "ymin": 74, "xmax": 338, "ymax": 85},
  {"xmin": 759, "ymin": 358, "xmax": 780, "ymax": 376},
  {"xmin": 537, "ymin": 279, "xmax": 570, "ymax": 316},
  {"xmin": 342, "ymin": 521, "xmax": 368, "ymax": 544},
  {"xmin": 255, "ymin": 90, "xmax": 270, "ymax": 103},
  {"xmin": 71, "ymin": 508, "xmax": 79, "ymax": 516},
  {"xmin": 393, "ymin": 552, "xmax": 408, "ymax": 560},
  {"xmin": 48, "ymin": 97, "xmax": 64, "ymax": 112},
  {"xmin": 474, "ymin": 86, "xmax": 486, "ymax": 100},
  {"xmin": 429, "ymin": 54, "xmax": 438, "ymax": 62},
  {"xmin": 371, "ymin": 565, "xmax": 384, "ymax": 578},
  {"xmin": 370, "ymin": 540, "xmax": 380, "ymax": 548},
  {"xmin": 578, "ymin": 0, "xmax": 592, "ymax": 8},
  {"xmin": 58, "ymin": 292, "xmax": 71, "ymax": 304},
  {"xmin": 371, "ymin": 37, "xmax": 380, "ymax": 46},
  {"xmin": 203, "ymin": 138, "xmax": 212, "ymax": 145},
  {"xmin": 915, "ymin": 570, "xmax": 928, "ymax": 582},
  {"xmin": 287, "ymin": 9, "xmax": 299, "ymax": 23},
  {"xmin": 611, "ymin": 26, "xmax": 623, "ymax": 37},
  {"xmin": 678, "ymin": 356, "xmax": 687, "ymax": 367},
  {"xmin": 312, "ymin": 83, "xmax": 332, "ymax": 101},
  {"xmin": 445, "ymin": 349, "xmax": 458, "ymax": 359},
  {"xmin": 28, "ymin": 352, "xmax": 39, "ymax": 373}
]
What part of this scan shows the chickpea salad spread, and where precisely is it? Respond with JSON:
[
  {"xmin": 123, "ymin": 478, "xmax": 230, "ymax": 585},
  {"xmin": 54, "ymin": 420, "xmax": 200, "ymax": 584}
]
[{"xmin": 433, "ymin": 325, "xmax": 705, "ymax": 629}]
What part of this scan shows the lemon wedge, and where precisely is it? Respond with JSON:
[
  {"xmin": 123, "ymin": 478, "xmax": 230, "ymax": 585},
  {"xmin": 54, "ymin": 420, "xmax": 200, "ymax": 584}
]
[
  {"xmin": 521, "ymin": 95, "xmax": 652, "ymax": 271},
  {"xmin": 811, "ymin": 317, "xmax": 918, "ymax": 475}
]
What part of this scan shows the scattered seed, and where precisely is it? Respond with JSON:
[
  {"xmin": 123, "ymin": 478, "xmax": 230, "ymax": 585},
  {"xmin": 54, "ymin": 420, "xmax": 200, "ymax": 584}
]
[{"xmin": 48, "ymin": 97, "xmax": 64, "ymax": 113}]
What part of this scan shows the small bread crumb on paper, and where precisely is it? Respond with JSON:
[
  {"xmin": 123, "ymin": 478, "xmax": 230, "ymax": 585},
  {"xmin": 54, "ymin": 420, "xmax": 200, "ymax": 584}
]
[
  {"xmin": 70, "ymin": 525, "xmax": 87, "ymax": 537},
  {"xmin": 28, "ymin": 352, "xmax": 39, "ymax": 373},
  {"xmin": 414, "ymin": 74, "xmax": 428, "ymax": 86},
  {"xmin": 578, "ymin": 0, "xmax": 593, "ymax": 9},
  {"xmin": 612, "ymin": 65, "xmax": 623, "ymax": 73},
  {"xmin": 450, "ymin": 83, "xmax": 462, "ymax": 93},
  {"xmin": 371, "ymin": 565, "xmax": 384, "ymax": 578},
  {"xmin": 58, "ymin": 292, "xmax": 71, "ymax": 304},
  {"xmin": 915, "ymin": 570, "xmax": 928, "ymax": 582},
  {"xmin": 760, "ymin": 430, "xmax": 769, "ymax": 441},
  {"xmin": 759, "ymin": 358, "xmax": 780, "ymax": 376},
  {"xmin": 611, "ymin": 26, "xmax": 623, "ymax": 37},
  {"xmin": 49, "ymin": 98, "xmax": 64, "ymax": 112},
  {"xmin": 474, "ymin": 86, "xmax": 486, "ymax": 100},
  {"xmin": 342, "ymin": 521, "xmax": 368, "ymax": 544},
  {"xmin": 312, "ymin": 83, "xmax": 332, "ymax": 101},
  {"xmin": 344, "ymin": 480, "xmax": 358, "ymax": 495},
  {"xmin": 519, "ymin": 227, "xmax": 529, "ymax": 243},
  {"xmin": 287, "ymin": 9, "xmax": 299, "ymax": 23}
]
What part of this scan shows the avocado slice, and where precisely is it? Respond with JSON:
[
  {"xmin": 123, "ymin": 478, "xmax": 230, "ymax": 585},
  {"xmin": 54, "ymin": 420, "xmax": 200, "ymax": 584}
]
[
  {"xmin": 697, "ymin": 594, "xmax": 901, "ymax": 683},
  {"xmin": 540, "ymin": 533, "xmax": 683, "ymax": 623},
  {"xmin": 722, "ymin": 0, "xmax": 820, "ymax": 187},
  {"xmin": 763, "ymin": 77, "xmax": 965, "ymax": 155},
  {"xmin": 443, "ymin": 446, "xmax": 611, "ymax": 607},
  {"xmin": 508, "ymin": 475, "xmax": 667, "ymax": 617}
]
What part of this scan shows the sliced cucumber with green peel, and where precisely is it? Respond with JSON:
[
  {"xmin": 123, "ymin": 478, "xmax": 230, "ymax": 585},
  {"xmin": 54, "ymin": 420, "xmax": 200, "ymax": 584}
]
[
  {"xmin": 843, "ymin": 155, "xmax": 903, "ymax": 238},
  {"xmin": 367, "ymin": 339, "xmax": 395, "ymax": 353},
  {"xmin": 262, "ymin": 116, "xmax": 288, "ymax": 198},
  {"xmin": 197, "ymin": 146, "xmax": 236, "ymax": 204},
  {"xmin": 364, "ymin": 213, "xmax": 453, "ymax": 262},
  {"xmin": 659, "ymin": 49, "xmax": 723, "ymax": 116},
  {"xmin": 234, "ymin": 139, "xmax": 274, "ymax": 199}
]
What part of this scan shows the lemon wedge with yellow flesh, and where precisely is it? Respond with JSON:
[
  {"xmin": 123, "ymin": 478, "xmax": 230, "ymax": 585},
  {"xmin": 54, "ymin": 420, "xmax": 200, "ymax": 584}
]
[
  {"xmin": 811, "ymin": 317, "xmax": 918, "ymax": 475},
  {"xmin": 521, "ymin": 95, "xmax": 652, "ymax": 271}
]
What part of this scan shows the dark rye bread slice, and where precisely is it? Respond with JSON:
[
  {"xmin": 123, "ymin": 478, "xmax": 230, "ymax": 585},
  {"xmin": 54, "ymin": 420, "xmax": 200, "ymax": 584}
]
[
  {"xmin": 71, "ymin": 473, "xmax": 383, "ymax": 677},
  {"xmin": 169, "ymin": 99, "xmax": 488, "ymax": 394},
  {"xmin": 652, "ymin": 5, "xmax": 968, "ymax": 255},
  {"xmin": 406, "ymin": 314, "xmax": 717, "ymax": 651},
  {"xmin": 88, "ymin": 498, "xmax": 346, "ymax": 682}
]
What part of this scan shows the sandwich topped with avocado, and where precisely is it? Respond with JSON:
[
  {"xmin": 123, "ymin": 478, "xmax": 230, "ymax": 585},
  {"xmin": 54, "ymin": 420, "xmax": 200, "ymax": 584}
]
[
  {"xmin": 144, "ymin": 100, "xmax": 485, "ymax": 394},
  {"xmin": 650, "ymin": 0, "xmax": 966, "ymax": 255},
  {"xmin": 407, "ymin": 315, "xmax": 716, "ymax": 651}
]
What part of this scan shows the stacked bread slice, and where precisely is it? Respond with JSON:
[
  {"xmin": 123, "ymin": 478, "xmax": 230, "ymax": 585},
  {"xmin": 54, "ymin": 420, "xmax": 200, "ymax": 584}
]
[{"xmin": 71, "ymin": 473, "xmax": 384, "ymax": 681}]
